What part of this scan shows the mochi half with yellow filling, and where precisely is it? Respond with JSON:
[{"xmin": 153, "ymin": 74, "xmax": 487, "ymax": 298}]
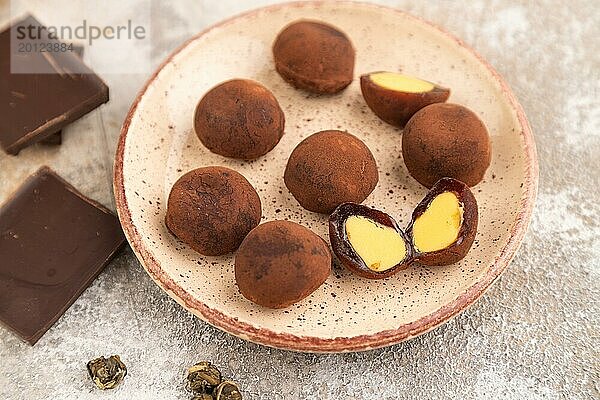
[
  {"xmin": 329, "ymin": 203, "xmax": 413, "ymax": 279},
  {"xmin": 407, "ymin": 177, "xmax": 478, "ymax": 266},
  {"xmin": 360, "ymin": 71, "xmax": 450, "ymax": 127}
]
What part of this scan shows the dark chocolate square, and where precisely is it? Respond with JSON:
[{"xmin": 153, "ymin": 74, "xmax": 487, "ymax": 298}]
[
  {"xmin": 0, "ymin": 166, "xmax": 125, "ymax": 344},
  {"xmin": 0, "ymin": 15, "xmax": 109, "ymax": 154},
  {"xmin": 40, "ymin": 44, "xmax": 85, "ymax": 146}
]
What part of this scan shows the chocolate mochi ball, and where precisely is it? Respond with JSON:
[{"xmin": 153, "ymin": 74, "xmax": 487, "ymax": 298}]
[
  {"xmin": 165, "ymin": 166, "xmax": 261, "ymax": 255},
  {"xmin": 284, "ymin": 130, "xmax": 379, "ymax": 214},
  {"xmin": 402, "ymin": 103, "xmax": 491, "ymax": 188},
  {"xmin": 194, "ymin": 79, "xmax": 285, "ymax": 160},
  {"xmin": 273, "ymin": 20, "xmax": 355, "ymax": 94},
  {"xmin": 235, "ymin": 220, "xmax": 331, "ymax": 308}
]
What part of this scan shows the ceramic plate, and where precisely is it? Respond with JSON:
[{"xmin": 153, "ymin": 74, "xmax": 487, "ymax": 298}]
[{"xmin": 114, "ymin": 1, "xmax": 538, "ymax": 352}]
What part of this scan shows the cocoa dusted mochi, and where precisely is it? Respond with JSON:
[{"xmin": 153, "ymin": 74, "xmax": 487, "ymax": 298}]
[
  {"xmin": 165, "ymin": 166, "xmax": 261, "ymax": 256},
  {"xmin": 402, "ymin": 103, "xmax": 491, "ymax": 188},
  {"xmin": 273, "ymin": 20, "xmax": 355, "ymax": 94},
  {"xmin": 284, "ymin": 130, "xmax": 379, "ymax": 214},
  {"xmin": 235, "ymin": 220, "xmax": 331, "ymax": 308},
  {"xmin": 194, "ymin": 79, "xmax": 285, "ymax": 160}
]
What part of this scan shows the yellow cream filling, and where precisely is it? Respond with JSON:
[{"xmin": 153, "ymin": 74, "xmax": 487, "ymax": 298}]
[
  {"xmin": 413, "ymin": 192, "xmax": 463, "ymax": 253},
  {"xmin": 370, "ymin": 72, "xmax": 434, "ymax": 93},
  {"xmin": 345, "ymin": 216, "xmax": 407, "ymax": 272}
]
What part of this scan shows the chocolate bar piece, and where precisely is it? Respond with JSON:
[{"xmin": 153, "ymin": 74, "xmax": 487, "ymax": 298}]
[
  {"xmin": 0, "ymin": 16, "xmax": 109, "ymax": 154},
  {"xmin": 40, "ymin": 45, "xmax": 85, "ymax": 146},
  {"xmin": 0, "ymin": 166, "xmax": 125, "ymax": 344}
]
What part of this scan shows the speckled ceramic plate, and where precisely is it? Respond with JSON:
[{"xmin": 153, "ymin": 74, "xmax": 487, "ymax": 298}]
[{"xmin": 114, "ymin": 1, "xmax": 538, "ymax": 352}]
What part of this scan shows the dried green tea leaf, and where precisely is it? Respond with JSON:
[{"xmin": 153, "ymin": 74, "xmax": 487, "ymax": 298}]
[
  {"xmin": 186, "ymin": 361, "xmax": 222, "ymax": 394},
  {"xmin": 191, "ymin": 394, "xmax": 214, "ymax": 400},
  {"xmin": 213, "ymin": 381, "xmax": 242, "ymax": 400},
  {"xmin": 87, "ymin": 355, "xmax": 127, "ymax": 390}
]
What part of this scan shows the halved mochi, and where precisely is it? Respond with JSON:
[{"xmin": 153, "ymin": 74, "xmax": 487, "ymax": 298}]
[
  {"xmin": 329, "ymin": 203, "xmax": 413, "ymax": 279},
  {"xmin": 360, "ymin": 71, "xmax": 450, "ymax": 127},
  {"xmin": 407, "ymin": 178, "xmax": 478, "ymax": 266}
]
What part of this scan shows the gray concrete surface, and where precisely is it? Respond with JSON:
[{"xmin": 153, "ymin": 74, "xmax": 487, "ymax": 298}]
[{"xmin": 0, "ymin": 1, "xmax": 598, "ymax": 399}]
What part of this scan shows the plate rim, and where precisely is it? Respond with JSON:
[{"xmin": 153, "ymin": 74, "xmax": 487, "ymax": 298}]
[{"xmin": 113, "ymin": 0, "xmax": 539, "ymax": 353}]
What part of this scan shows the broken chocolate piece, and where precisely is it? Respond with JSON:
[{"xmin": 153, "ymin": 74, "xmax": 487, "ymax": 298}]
[
  {"xmin": 0, "ymin": 166, "xmax": 125, "ymax": 344},
  {"xmin": 0, "ymin": 15, "xmax": 108, "ymax": 154}
]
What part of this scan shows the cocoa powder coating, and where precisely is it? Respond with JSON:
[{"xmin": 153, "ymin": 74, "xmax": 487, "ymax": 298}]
[
  {"xmin": 273, "ymin": 20, "xmax": 355, "ymax": 94},
  {"xmin": 235, "ymin": 220, "xmax": 331, "ymax": 308},
  {"xmin": 402, "ymin": 103, "xmax": 491, "ymax": 188},
  {"xmin": 165, "ymin": 166, "xmax": 261, "ymax": 256},
  {"xmin": 284, "ymin": 130, "xmax": 379, "ymax": 214},
  {"xmin": 194, "ymin": 79, "xmax": 285, "ymax": 160}
]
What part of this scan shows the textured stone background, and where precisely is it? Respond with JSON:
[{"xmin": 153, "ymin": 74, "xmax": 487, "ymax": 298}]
[{"xmin": 0, "ymin": 1, "xmax": 598, "ymax": 399}]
